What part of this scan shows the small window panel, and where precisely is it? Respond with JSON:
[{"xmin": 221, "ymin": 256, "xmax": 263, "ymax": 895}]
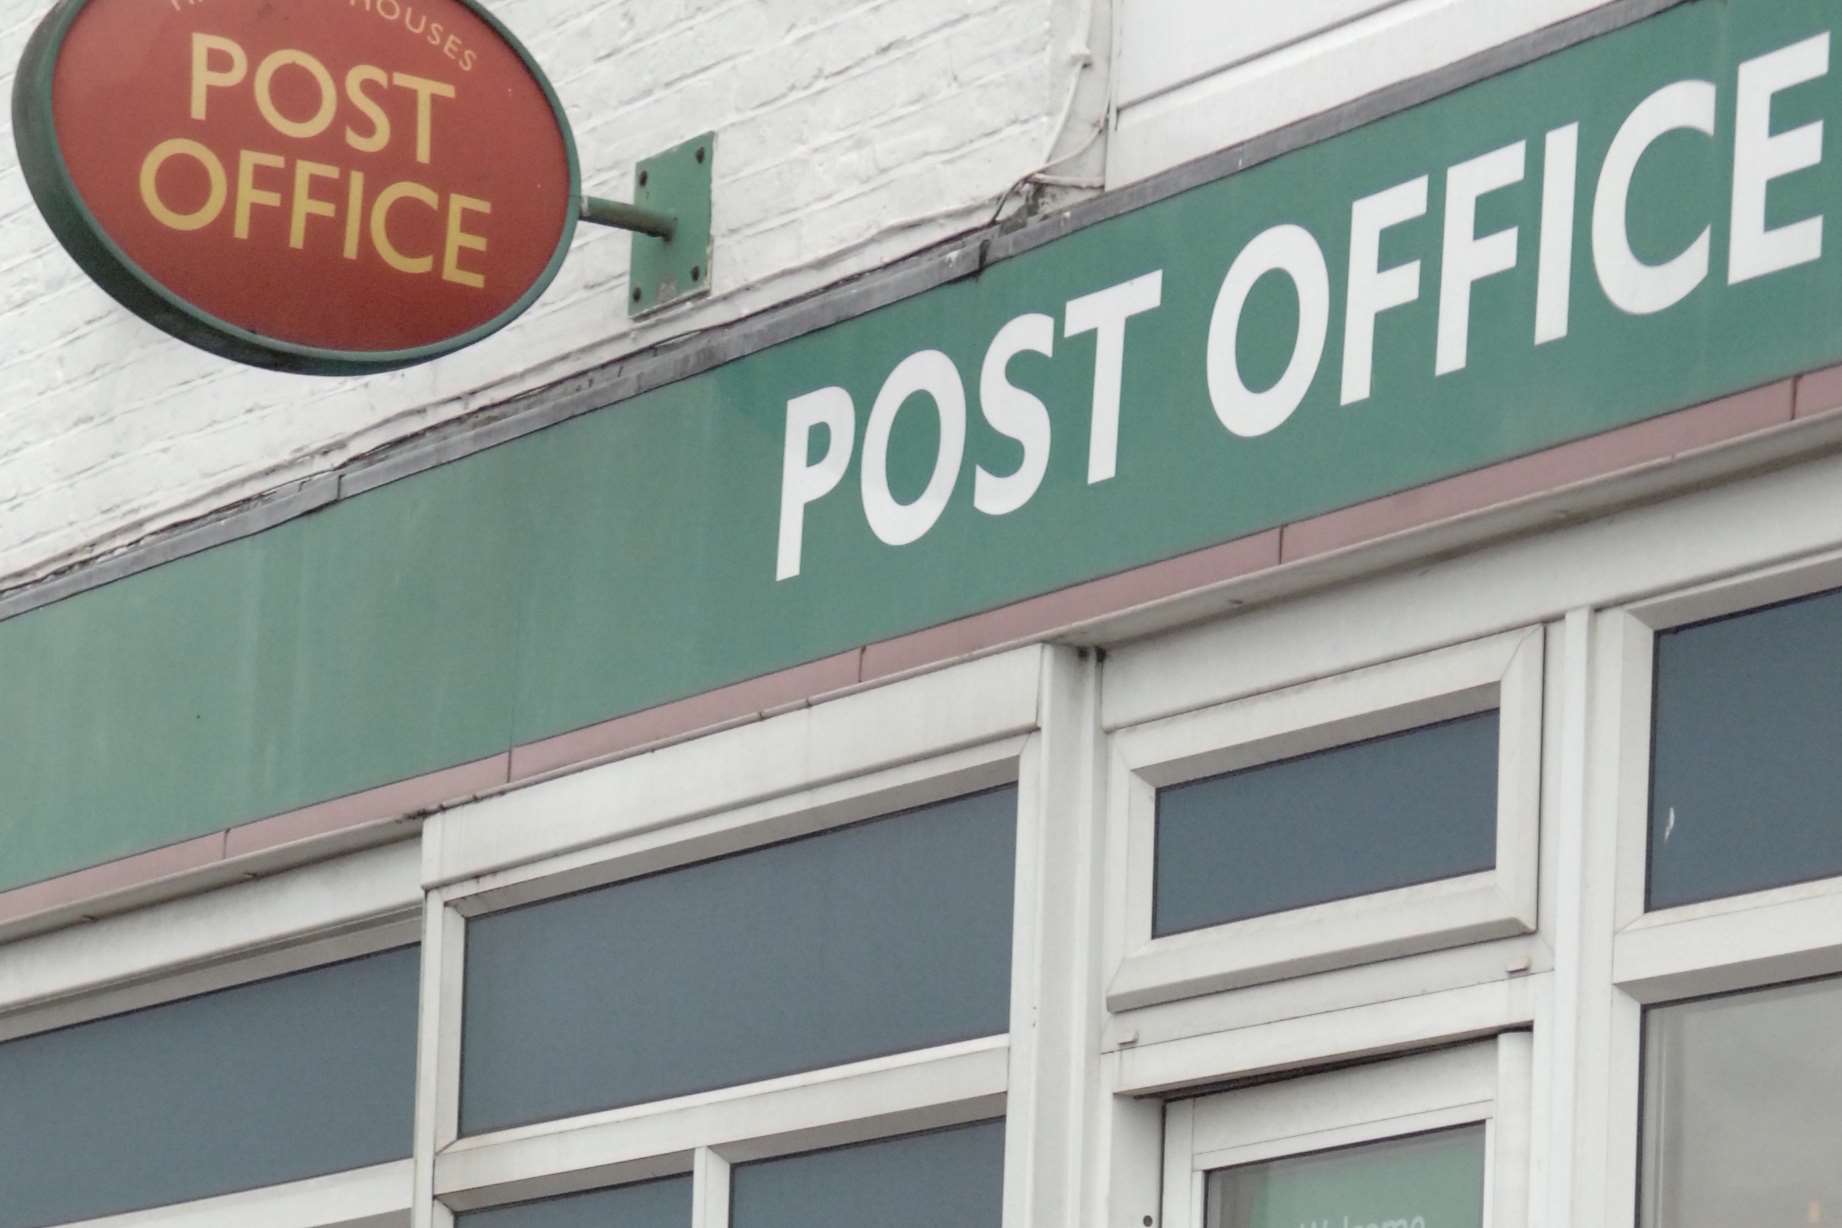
[
  {"xmin": 1638, "ymin": 975, "xmax": 1842, "ymax": 1228},
  {"xmin": 1108, "ymin": 630, "xmax": 1542, "ymax": 1010},
  {"xmin": 455, "ymin": 1175, "xmax": 690, "ymax": 1228},
  {"xmin": 457, "ymin": 787, "xmax": 1017, "ymax": 1135},
  {"xmin": 1647, "ymin": 586, "xmax": 1842, "ymax": 910},
  {"xmin": 1162, "ymin": 1040, "xmax": 1529, "ymax": 1228},
  {"xmin": 1154, "ymin": 711, "xmax": 1500, "ymax": 937},
  {"xmin": 727, "ymin": 1120, "xmax": 1005, "ymax": 1228},
  {"xmin": 0, "ymin": 948, "xmax": 419, "ymax": 1228},
  {"xmin": 1603, "ymin": 564, "xmax": 1842, "ymax": 999}
]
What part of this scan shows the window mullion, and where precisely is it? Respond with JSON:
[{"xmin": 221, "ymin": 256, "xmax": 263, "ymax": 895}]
[
  {"xmin": 413, "ymin": 896, "xmax": 465, "ymax": 1228},
  {"xmin": 690, "ymin": 1147, "xmax": 729, "ymax": 1228},
  {"xmin": 1001, "ymin": 647, "xmax": 1106, "ymax": 1228}
]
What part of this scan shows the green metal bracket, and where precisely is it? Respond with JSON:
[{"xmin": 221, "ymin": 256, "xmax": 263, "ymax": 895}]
[{"xmin": 580, "ymin": 132, "xmax": 715, "ymax": 319}]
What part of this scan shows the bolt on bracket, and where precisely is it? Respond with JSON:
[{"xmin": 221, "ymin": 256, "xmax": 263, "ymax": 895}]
[{"xmin": 580, "ymin": 131, "xmax": 715, "ymax": 318}]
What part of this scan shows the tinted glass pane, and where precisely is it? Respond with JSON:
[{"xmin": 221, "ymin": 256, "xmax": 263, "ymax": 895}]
[
  {"xmin": 730, "ymin": 1120, "xmax": 1005, "ymax": 1228},
  {"xmin": 1639, "ymin": 976, "xmax": 1842, "ymax": 1228},
  {"xmin": 1154, "ymin": 713, "xmax": 1499, "ymax": 936},
  {"xmin": 0, "ymin": 947, "xmax": 418, "ymax": 1228},
  {"xmin": 460, "ymin": 788, "xmax": 1017, "ymax": 1134},
  {"xmin": 1205, "ymin": 1127, "xmax": 1486, "ymax": 1228},
  {"xmin": 1649, "ymin": 589, "xmax": 1842, "ymax": 908},
  {"xmin": 458, "ymin": 1175, "xmax": 690, "ymax": 1228}
]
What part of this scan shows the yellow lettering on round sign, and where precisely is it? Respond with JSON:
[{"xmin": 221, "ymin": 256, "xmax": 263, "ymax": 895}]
[
  {"xmin": 371, "ymin": 180, "xmax": 438, "ymax": 273},
  {"xmin": 190, "ymin": 34, "xmax": 247, "ymax": 122},
  {"xmin": 254, "ymin": 50, "xmax": 339, "ymax": 140},
  {"xmin": 290, "ymin": 160, "xmax": 342, "ymax": 249},
  {"xmin": 234, "ymin": 149, "xmax": 285, "ymax": 240},
  {"xmin": 140, "ymin": 138, "xmax": 228, "ymax": 232},
  {"xmin": 442, "ymin": 194, "xmax": 490, "ymax": 288}
]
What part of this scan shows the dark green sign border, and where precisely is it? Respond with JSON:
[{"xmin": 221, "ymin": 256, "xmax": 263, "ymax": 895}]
[{"xmin": 10, "ymin": 0, "xmax": 583, "ymax": 375}]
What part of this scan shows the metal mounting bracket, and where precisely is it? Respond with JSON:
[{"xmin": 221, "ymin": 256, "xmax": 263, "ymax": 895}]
[{"xmin": 580, "ymin": 131, "xmax": 715, "ymax": 319}]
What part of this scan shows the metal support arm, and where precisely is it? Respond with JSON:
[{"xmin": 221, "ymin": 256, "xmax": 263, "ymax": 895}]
[{"xmin": 580, "ymin": 195, "xmax": 678, "ymax": 241}]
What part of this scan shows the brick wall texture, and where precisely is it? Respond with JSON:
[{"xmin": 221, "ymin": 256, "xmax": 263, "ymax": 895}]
[{"xmin": 0, "ymin": 0, "xmax": 1105, "ymax": 590}]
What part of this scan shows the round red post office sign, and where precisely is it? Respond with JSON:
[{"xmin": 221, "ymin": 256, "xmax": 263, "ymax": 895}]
[{"xmin": 12, "ymin": 0, "xmax": 580, "ymax": 373}]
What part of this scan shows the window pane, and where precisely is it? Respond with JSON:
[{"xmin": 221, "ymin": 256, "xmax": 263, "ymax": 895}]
[
  {"xmin": 1649, "ymin": 588, "xmax": 1842, "ymax": 908},
  {"xmin": 1639, "ymin": 976, "xmax": 1842, "ymax": 1228},
  {"xmin": 457, "ymin": 1175, "xmax": 690, "ymax": 1228},
  {"xmin": 0, "ymin": 947, "xmax": 419, "ymax": 1228},
  {"xmin": 1205, "ymin": 1126, "xmax": 1486, "ymax": 1228},
  {"xmin": 730, "ymin": 1120, "xmax": 1005, "ymax": 1228},
  {"xmin": 1154, "ymin": 713, "xmax": 1499, "ymax": 936},
  {"xmin": 460, "ymin": 788, "xmax": 1017, "ymax": 1134}
]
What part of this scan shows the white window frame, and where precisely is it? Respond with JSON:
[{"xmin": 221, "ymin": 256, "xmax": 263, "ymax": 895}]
[
  {"xmin": 409, "ymin": 645, "xmax": 1101, "ymax": 1228},
  {"xmin": 1577, "ymin": 550, "xmax": 1842, "ymax": 1228},
  {"xmin": 0, "ymin": 841, "xmax": 424, "ymax": 1228},
  {"xmin": 1161, "ymin": 1037, "xmax": 1531, "ymax": 1228},
  {"xmin": 1104, "ymin": 628, "xmax": 1543, "ymax": 1012}
]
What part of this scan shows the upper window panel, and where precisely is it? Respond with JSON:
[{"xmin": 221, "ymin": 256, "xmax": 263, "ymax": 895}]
[
  {"xmin": 0, "ymin": 947, "xmax": 419, "ymax": 1228},
  {"xmin": 1155, "ymin": 712, "xmax": 1499, "ymax": 936},
  {"xmin": 730, "ymin": 1120, "xmax": 1005, "ymax": 1228},
  {"xmin": 456, "ymin": 1175, "xmax": 690, "ymax": 1228},
  {"xmin": 1650, "ymin": 589, "xmax": 1842, "ymax": 909},
  {"xmin": 1639, "ymin": 975, "xmax": 1842, "ymax": 1228},
  {"xmin": 1108, "ymin": 629, "xmax": 1541, "ymax": 1008},
  {"xmin": 459, "ymin": 788, "xmax": 1017, "ymax": 1135}
]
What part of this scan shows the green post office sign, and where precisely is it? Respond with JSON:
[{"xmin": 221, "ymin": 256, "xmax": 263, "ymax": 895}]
[{"xmin": 9, "ymin": 0, "xmax": 1842, "ymax": 891}]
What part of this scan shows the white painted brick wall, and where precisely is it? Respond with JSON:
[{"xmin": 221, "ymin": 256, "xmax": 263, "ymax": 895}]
[{"xmin": 0, "ymin": 0, "xmax": 1107, "ymax": 590}]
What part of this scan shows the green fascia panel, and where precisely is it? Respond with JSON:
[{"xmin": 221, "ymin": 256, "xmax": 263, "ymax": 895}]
[
  {"xmin": 0, "ymin": 454, "xmax": 525, "ymax": 890},
  {"xmin": 4, "ymin": 0, "xmax": 1841, "ymax": 891}
]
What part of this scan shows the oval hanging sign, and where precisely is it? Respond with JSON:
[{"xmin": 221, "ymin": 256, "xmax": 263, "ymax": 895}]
[{"xmin": 12, "ymin": 0, "xmax": 580, "ymax": 373}]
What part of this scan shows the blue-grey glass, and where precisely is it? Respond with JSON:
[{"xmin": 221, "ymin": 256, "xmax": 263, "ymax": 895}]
[
  {"xmin": 1153, "ymin": 712, "xmax": 1499, "ymax": 936},
  {"xmin": 1639, "ymin": 976, "xmax": 1842, "ymax": 1228},
  {"xmin": 730, "ymin": 1120, "xmax": 1005, "ymax": 1228},
  {"xmin": 0, "ymin": 947, "xmax": 418, "ymax": 1228},
  {"xmin": 457, "ymin": 1175, "xmax": 691, "ymax": 1228},
  {"xmin": 1649, "ymin": 588, "xmax": 1842, "ymax": 909},
  {"xmin": 460, "ymin": 788, "xmax": 1017, "ymax": 1134}
]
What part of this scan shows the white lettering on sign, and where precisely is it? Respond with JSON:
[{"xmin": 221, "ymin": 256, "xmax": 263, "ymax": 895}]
[
  {"xmin": 861, "ymin": 350, "xmax": 968, "ymax": 548},
  {"xmin": 1437, "ymin": 141, "xmax": 1525, "ymax": 377},
  {"xmin": 1729, "ymin": 32, "xmax": 1829, "ymax": 284},
  {"xmin": 975, "ymin": 314, "xmax": 1055, "ymax": 517},
  {"xmin": 1592, "ymin": 78, "xmax": 1716, "ymax": 316},
  {"xmin": 1535, "ymin": 122, "xmax": 1580, "ymax": 345},
  {"xmin": 1207, "ymin": 224, "xmax": 1330, "ymax": 439},
  {"xmin": 1341, "ymin": 174, "xmax": 1428, "ymax": 406},
  {"xmin": 772, "ymin": 30, "xmax": 1836, "ymax": 581},
  {"xmin": 776, "ymin": 388, "xmax": 855, "ymax": 581},
  {"xmin": 1065, "ymin": 271, "xmax": 1164, "ymax": 484}
]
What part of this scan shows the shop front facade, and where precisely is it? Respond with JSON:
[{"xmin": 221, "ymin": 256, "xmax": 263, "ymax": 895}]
[{"xmin": 2, "ymin": 2, "xmax": 1840, "ymax": 1227}]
